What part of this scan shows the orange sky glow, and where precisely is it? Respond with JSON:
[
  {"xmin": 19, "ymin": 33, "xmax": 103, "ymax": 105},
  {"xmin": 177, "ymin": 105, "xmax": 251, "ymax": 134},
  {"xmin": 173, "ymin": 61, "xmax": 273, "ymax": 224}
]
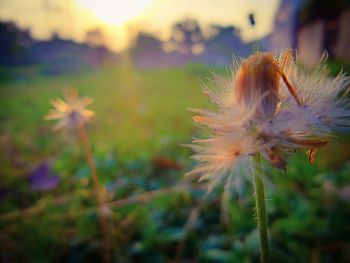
[{"xmin": 0, "ymin": 0, "xmax": 280, "ymax": 51}]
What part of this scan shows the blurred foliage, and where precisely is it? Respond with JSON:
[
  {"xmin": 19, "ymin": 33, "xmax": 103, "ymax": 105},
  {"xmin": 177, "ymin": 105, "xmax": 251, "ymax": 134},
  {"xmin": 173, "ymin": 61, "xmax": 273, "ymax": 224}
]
[
  {"xmin": 1, "ymin": 151, "xmax": 350, "ymax": 262},
  {"xmin": 327, "ymin": 59, "xmax": 350, "ymax": 76},
  {"xmin": 0, "ymin": 61, "xmax": 350, "ymax": 262}
]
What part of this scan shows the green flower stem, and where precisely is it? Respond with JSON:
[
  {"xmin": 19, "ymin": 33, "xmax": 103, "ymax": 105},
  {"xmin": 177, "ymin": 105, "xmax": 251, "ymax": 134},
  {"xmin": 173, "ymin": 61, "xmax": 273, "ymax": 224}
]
[
  {"xmin": 253, "ymin": 154, "xmax": 269, "ymax": 263},
  {"xmin": 77, "ymin": 123, "xmax": 110, "ymax": 263}
]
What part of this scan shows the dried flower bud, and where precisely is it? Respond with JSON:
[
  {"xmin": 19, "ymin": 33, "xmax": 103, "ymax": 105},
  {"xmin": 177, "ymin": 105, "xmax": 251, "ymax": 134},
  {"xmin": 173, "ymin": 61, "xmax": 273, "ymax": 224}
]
[{"xmin": 234, "ymin": 52, "xmax": 280, "ymax": 119}]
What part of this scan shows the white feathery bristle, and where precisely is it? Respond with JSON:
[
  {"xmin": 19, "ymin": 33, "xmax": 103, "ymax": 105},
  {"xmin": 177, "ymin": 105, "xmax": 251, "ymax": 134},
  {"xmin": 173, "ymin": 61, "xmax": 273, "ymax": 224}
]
[{"xmin": 187, "ymin": 51, "xmax": 350, "ymax": 192}]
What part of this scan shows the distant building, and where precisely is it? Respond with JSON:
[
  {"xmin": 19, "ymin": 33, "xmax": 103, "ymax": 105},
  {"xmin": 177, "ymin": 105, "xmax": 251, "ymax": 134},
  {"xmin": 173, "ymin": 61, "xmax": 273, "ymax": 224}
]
[
  {"xmin": 265, "ymin": 0, "xmax": 350, "ymax": 68},
  {"xmin": 297, "ymin": 9, "xmax": 350, "ymax": 68},
  {"xmin": 268, "ymin": 0, "xmax": 303, "ymax": 52}
]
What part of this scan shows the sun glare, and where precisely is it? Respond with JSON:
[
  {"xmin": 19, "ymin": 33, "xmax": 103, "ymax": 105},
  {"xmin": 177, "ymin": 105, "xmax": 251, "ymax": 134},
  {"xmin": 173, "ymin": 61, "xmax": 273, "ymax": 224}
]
[{"xmin": 76, "ymin": 0, "xmax": 154, "ymax": 26}]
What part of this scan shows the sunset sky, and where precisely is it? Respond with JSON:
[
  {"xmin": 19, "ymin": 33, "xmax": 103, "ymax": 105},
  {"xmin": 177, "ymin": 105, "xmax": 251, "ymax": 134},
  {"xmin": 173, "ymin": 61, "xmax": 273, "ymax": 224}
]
[{"xmin": 0, "ymin": 0, "xmax": 280, "ymax": 51}]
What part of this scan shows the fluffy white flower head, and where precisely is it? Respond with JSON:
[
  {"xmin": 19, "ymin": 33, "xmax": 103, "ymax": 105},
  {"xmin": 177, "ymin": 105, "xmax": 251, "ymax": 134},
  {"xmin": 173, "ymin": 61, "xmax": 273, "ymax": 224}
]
[{"xmin": 188, "ymin": 50, "xmax": 350, "ymax": 190}]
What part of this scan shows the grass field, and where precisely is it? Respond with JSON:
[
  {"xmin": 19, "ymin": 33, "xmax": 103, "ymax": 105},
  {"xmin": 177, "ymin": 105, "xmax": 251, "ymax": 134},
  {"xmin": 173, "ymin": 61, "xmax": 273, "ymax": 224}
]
[
  {"xmin": 1, "ymin": 60, "xmax": 350, "ymax": 262},
  {"xmin": 0, "ymin": 61, "xmax": 219, "ymax": 178}
]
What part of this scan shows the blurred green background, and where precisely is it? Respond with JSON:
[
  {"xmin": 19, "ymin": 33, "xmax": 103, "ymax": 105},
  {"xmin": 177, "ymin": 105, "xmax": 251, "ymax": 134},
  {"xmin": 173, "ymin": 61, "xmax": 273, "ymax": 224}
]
[{"xmin": 1, "ymin": 0, "xmax": 350, "ymax": 262}]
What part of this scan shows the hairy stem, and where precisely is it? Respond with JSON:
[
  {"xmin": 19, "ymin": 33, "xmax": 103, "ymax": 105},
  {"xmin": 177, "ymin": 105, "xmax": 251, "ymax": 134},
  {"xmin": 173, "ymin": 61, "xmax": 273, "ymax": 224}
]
[
  {"xmin": 253, "ymin": 154, "xmax": 269, "ymax": 263},
  {"xmin": 77, "ymin": 123, "xmax": 110, "ymax": 263}
]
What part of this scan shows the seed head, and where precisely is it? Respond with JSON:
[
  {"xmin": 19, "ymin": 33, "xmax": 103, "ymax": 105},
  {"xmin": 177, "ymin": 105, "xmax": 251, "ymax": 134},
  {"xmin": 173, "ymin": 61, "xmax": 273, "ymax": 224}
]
[{"xmin": 188, "ymin": 50, "xmax": 350, "ymax": 190}]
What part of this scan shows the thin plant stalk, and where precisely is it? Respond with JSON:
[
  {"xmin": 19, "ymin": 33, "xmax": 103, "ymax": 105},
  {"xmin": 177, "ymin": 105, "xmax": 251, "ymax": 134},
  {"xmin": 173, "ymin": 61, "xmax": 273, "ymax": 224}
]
[
  {"xmin": 77, "ymin": 123, "xmax": 110, "ymax": 263},
  {"xmin": 252, "ymin": 153, "xmax": 269, "ymax": 263}
]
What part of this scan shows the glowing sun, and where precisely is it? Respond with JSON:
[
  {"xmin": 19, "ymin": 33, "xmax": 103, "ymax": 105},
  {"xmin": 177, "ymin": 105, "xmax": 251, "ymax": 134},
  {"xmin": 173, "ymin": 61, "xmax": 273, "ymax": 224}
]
[{"xmin": 76, "ymin": 0, "xmax": 154, "ymax": 26}]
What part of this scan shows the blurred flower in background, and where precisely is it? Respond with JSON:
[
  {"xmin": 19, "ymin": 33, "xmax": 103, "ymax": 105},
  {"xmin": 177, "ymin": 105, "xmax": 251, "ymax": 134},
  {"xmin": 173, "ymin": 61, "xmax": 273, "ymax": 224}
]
[
  {"xmin": 45, "ymin": 89, "xmax": 94, "ymax": 130},
  {"xmin": 27, "ymin": 162, "xmax": 60, "ymax": 191}
]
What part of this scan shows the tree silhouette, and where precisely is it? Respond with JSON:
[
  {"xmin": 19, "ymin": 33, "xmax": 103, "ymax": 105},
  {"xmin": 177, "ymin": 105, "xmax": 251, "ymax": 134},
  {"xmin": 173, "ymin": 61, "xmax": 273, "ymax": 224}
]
[
  {"xmin": 85, "ymin": 28, "xmax": 106, "ymax": 48},
  {"xmin": 167, "ymin": 19, "xmax": 205, "ymax": 55}
]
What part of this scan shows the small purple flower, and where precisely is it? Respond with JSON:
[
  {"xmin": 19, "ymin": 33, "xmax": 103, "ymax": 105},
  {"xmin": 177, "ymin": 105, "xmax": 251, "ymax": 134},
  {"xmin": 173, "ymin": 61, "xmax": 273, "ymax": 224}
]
[{"xmin": 28, "ymin": 162, "xmax": 60, "ymax": 191}]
